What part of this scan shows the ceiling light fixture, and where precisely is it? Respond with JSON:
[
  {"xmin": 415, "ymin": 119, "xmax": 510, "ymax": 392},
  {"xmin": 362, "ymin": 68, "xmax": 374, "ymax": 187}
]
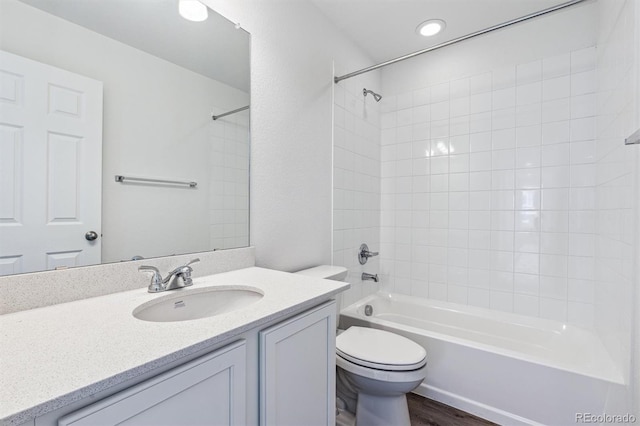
[
  {"xmin": 416, "ymin": 19, "xmax": 446, "ymax": 37},
  {"xmin": 178, "ymin": 0, "xmax": 208, "ymax": 22}
]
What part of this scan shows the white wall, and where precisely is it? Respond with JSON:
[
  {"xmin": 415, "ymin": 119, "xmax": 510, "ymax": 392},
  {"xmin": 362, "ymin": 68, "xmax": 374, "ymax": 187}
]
[
  {"xmin": 202, "ymin": 0, "xmax": 377, "ymax": 272},
  {"xmin": 595, "ymin": 0, "xmax": 639, "ymax": 416},
  {"xmin": 0, "ymin": 0, "xmax": 249, "ymax": 263},
  {"xmin": 377, "ymin": 3, "xmax": 598, "ymax": 324}
]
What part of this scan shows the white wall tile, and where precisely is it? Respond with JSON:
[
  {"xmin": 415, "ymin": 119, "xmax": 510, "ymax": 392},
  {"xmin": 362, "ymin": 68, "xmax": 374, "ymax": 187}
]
[
  {"xmin": 515, "ymin": 232, "xmax": 540, "ymax": 253},
  {"xmin": 431, "ymin": 82, "xmax": 450, "ymax": 102},
  {"xmin": 493, "ymin": 87, "xmax": 516, "ymax": 109},
  {"xmin": 542, "ymin": 121, "xmax": 571, "ymax": 144},
  {"xmin": 490, "ymin": 290, "xmax": 514, "ymax": 312},
  {"xmin": 516, "ymin": 146, "xmax": 542, "ymax": 168},
  {"xmin": 542, "ymin": 76, "xmax": 570, "ymax": 101},
  {"xmin": 450, "ymin": 98, "xmax": 470, "ymax": 117},
  {"xmin": 571, "ymin": 46, "xmax": 596, "ymax": 73},
  {"xmin": 492, "ymin": 149, "xmax": 516, "ymax": 170},
  {"xmin": 492, "ymin": 128, "xmax": 516, "ymax": 150},
  {"xmin": 541, "ymin": 211, "xmax": 569, "ymax": 232},
  {"xmin": 541, "ymin": 232, "xmax": 568, "ymax": 255},
  {"xmin": 517, "ymin": 60, "xmax": 542, "ymax": 85},
  {"xmin": 450, "ymin": 78, "xmax": 470, "ymax": 98},
  {"xmin": 516, "ymin": 125, "xmax": 542, "ymax": 147},
  {"xmin": 470, "ymin": 92, "xmax": 492, "ymax": 113},
  {"xmin": 468, "ymin": 287, "xmax": 491, "ymax": 308},
  {"xmin": 516, "ymin": 103, "xmax": 542, "ymax": 127},
  {"xmin": 542, "ymin": 53, "xmax": 571, "ymax": 79},
  {"xmin": 542, "ymin": 98, "xmax": 570, "ymax": 123},
  {"xmin": 542, "ymin": 143, "xmax": 570, "ymax": 167},
  {"xmin": 570, "ymin": 117, "xmax": 596, "ymax": 141},
  {"xmin": 541, "ymin": 188, "xmax": 569, "ymax": 210},
  {"xmin": 570, "ymin": 93, "xmax": 596, "ymax": 119},
  {"xmin": 374, "ymin": 41, "xmax": 600, "ymax": 328},
  {"xmin": 515, "ymin": 190, "xmax": 541, "ymax": 210},
  {"xmin": 470, "ymin": 112, "xmax": 492, "ymax": 133},
  {"xmin": 469, "ymin": 72, "xmax": 492, "ymax": 94},
  {"xmin": 492, "ymin": 108, "xmax": 516, "ymax": 130},
  {"xmin": 517, "ymin": 82, "xmax": 542, "ymax": 105},
  {"xmin": 539, "ymin": 297, "xmax": 567, "ymax": 321},
  {"xmin": 413, "ymin": 87, "xmax": 430, "ymax": 106},
  {"xmin": 542, "ymin": 166, "xmax": 570, "ymax": 188},
  {"xmin": 493, "ymin": 66, "xmax": 516, "ymax": 89},
  {"xmin": 514, "ymin": 294, "xmax": 540, "ymax": 316},
  {"xmin": 469, "ymin": 172, "xmax": 492, "ymax": 191}
]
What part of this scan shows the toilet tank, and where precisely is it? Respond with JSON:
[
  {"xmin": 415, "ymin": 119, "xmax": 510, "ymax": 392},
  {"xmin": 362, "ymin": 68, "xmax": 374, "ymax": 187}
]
[{"xmin": 295, "ymin": 265, "xmax": 348, "ymax": 281}]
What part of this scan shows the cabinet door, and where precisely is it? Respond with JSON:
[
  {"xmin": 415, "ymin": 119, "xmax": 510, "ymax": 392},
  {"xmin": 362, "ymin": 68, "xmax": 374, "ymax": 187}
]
[
  {"xmin": 58, "ymin": 340, "xmax": 246, "ymax": 426},
  {"xmin": 259, "ymin": 301, "xmax": 336, "ymax": 426}
]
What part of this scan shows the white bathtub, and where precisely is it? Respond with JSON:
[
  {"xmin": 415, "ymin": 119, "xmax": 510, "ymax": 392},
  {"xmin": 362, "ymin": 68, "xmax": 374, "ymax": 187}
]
[{"xmin": 339, "ymin": 293, "xmax": 625, "ymax": 426}]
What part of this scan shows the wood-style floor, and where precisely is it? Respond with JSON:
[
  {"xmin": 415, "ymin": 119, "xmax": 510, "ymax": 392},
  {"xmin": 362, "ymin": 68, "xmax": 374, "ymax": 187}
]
[{"xmin": 407, "ymin": 393, "xmax": 498, "ymax": 426}]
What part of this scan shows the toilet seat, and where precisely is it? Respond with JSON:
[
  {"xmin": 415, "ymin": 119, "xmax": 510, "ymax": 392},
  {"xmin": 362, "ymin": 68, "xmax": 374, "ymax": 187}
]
[
  {"xmin": 336, "ymin": 353, "xmax": 429, "ymax": 383},
  {"xmin": 336, "ymin": 327, "xmax": 427, "ymax": 371},
  {"xmin": 337, "ymin": 350, "xmax": 426, "ymax": 371}
]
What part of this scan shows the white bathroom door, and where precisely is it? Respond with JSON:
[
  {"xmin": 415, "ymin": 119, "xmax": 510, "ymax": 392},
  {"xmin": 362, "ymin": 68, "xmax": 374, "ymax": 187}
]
[{"xmin": 0, "ymin": 50, "xmax": 103, "ymax": 275}]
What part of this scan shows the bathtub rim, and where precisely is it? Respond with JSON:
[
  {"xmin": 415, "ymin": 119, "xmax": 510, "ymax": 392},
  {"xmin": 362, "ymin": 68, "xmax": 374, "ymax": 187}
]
[{"xmin": 340, "ymin": 292, "xmax": 624, "ymax": 386}]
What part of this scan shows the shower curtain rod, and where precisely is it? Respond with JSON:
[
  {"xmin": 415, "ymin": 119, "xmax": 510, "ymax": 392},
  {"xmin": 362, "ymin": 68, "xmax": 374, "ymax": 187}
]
[
  {"xmin": 212, "ymin": 105, "xmax": 250, "ymax": 120},
  {"xmin": 334, "ymin": 0, "xmax": 589, "ymax": 83}
]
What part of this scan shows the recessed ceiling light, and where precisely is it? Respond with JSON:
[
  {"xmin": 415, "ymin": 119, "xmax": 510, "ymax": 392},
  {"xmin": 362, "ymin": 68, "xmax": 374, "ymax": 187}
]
[
  {"xmin": 416, "ymin": 19, "xmax": 446, "ymax": 37},
  {"xmin": 178, "ymin": 0, "xmax": 208, "ymax": 22}
]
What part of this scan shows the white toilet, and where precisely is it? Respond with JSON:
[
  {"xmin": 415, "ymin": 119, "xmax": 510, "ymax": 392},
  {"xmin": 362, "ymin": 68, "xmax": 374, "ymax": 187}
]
[{"xmin": 295, "ymin": 265, "xmax": 428, "ymax": 426}]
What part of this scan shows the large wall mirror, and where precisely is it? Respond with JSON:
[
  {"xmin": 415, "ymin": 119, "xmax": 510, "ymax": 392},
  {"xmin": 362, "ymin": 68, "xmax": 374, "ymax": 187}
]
[{"xmin": 0, "ymin": 0, "xmax": 250, "ymax": 276}]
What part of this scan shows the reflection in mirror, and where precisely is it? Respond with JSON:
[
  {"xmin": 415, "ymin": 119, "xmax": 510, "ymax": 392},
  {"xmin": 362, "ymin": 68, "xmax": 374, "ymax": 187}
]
[{"xmin": 0, "ymin": 0, "xmax": 250, "ymax": 276}]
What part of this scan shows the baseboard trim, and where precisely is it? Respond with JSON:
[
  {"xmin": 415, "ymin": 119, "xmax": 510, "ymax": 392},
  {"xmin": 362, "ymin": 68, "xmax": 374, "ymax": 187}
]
[{"xmin": 413, "ymin": 383, "xmax": 543, "ymax": 426}]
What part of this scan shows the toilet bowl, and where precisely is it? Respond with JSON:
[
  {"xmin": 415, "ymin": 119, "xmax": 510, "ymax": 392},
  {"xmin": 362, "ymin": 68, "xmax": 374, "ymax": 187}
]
[
  {"xmin": 336, "ymin": 326, "xmax": 427, "ymax": 426},
  {"xmin": 295, "ymin": 265, "xmax": 428, "ymax": 426}
]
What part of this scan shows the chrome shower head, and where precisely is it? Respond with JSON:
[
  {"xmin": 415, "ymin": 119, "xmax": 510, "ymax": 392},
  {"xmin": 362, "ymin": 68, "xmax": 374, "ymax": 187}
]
[{"xmin": 363, "ymin": 88, "xmax": 382, "ymax": 102}]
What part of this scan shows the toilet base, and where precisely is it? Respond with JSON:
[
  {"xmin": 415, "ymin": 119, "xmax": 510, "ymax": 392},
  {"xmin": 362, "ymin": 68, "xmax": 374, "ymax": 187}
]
[
  {"xmin": 336, "ymin": 407, "xmax": 356, "ymax": 426},
  {"xmin": 355, "ymin": 393, "xmax": 411, "ymax": 426}
]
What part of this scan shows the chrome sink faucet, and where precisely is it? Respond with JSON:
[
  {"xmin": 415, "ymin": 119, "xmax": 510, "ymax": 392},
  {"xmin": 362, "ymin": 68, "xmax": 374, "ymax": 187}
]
[{"xmin": 138, "ymin": 258, "xmax": 200, "ymax": 293}]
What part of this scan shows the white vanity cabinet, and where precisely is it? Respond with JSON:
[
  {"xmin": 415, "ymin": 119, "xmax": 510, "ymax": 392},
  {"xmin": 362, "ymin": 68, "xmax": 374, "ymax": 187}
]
[
  {"xmin": 28, "ymin": 300, "xmax": 337, "ymax": 426},
  {"xmin": 56, "ymin": 340, "xmax": 247, "ymax": 426},
  {"xmin": 259, "ymin": 300, "xmax": 336, "ymax": 426}
]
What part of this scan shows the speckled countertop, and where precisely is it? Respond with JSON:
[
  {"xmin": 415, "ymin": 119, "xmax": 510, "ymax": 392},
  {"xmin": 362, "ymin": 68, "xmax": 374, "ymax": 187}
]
[{"xmin": 0, "ymin": 267, "xmax": 349, "ymax": 426}]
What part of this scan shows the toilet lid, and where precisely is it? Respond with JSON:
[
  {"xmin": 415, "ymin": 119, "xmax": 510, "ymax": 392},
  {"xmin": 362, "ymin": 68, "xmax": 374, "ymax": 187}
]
[{"xmin": 336, "ymin": 327, "xmax": 426, "ymax": 371}]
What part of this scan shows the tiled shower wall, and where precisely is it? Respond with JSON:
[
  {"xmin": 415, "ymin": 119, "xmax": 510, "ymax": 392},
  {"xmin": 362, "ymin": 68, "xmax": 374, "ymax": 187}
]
[
  {"xmin": 379, "ymin": 47, "xmax": 598, "ymax": 325},
  {"xmin": 209, "ymin": 109, "xmax": 250, "ymax": 250},
  {"xmin": 595, "ymin": 0, "xmax": 638, "ymax": 402},
  {"xmin": 333, "ymin": 70, "xmax": 382, "ymax": 309}
]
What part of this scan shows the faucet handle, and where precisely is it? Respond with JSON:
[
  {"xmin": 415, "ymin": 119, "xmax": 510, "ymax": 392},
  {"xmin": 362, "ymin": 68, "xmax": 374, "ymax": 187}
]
[
  {"xmin": 358, "ymin": 244, "xmax": 379, "ymax": 265},
  {"xmin": 172, "ymin": 258, "xmax": 200, "ymax": 288},
  {"xmin": 139, "ymin": 265, "xmax": 164, "ymax": 292},
  {"xmin": 181, "ymin": 258, "xmax": 199, "ymax": 286}
]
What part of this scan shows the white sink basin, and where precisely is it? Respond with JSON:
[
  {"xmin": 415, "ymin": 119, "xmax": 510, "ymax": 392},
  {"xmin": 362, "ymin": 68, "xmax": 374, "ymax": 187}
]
[{"xmin": 133, "ymin": 286, "xmax": 264, "ymax": 322}]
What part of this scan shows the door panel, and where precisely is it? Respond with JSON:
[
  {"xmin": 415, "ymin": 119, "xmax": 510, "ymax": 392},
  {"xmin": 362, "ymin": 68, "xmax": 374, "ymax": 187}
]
[
  {"xmin": 0, "ymin": 123, "xmax": 23, "ymax": 225},
  {"xmin": 0, "ymin": 50, "xmax": 103, "ymax": 275}
]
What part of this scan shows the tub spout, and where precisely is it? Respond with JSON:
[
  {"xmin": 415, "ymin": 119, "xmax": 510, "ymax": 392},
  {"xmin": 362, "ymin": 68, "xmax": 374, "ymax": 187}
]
[{"xmin": 362, "ymin": 272, "xmax": 379, "ymax": 282}]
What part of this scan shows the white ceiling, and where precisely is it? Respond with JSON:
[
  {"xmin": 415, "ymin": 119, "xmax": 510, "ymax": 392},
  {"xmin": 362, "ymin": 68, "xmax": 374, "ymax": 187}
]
[
  {"xmin": 311, "ymin": 0, "xmax": 572, "ymax": 65},
  {"xmin": 19, "ymin": 0, "xmax": 250, "ymax": 92}
]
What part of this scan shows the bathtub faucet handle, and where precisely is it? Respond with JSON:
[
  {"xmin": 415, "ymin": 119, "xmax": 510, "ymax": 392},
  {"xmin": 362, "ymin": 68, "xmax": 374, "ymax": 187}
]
[{"xmin": 358, "ymin": 243, "xmax": 379, "ymax": 265}]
